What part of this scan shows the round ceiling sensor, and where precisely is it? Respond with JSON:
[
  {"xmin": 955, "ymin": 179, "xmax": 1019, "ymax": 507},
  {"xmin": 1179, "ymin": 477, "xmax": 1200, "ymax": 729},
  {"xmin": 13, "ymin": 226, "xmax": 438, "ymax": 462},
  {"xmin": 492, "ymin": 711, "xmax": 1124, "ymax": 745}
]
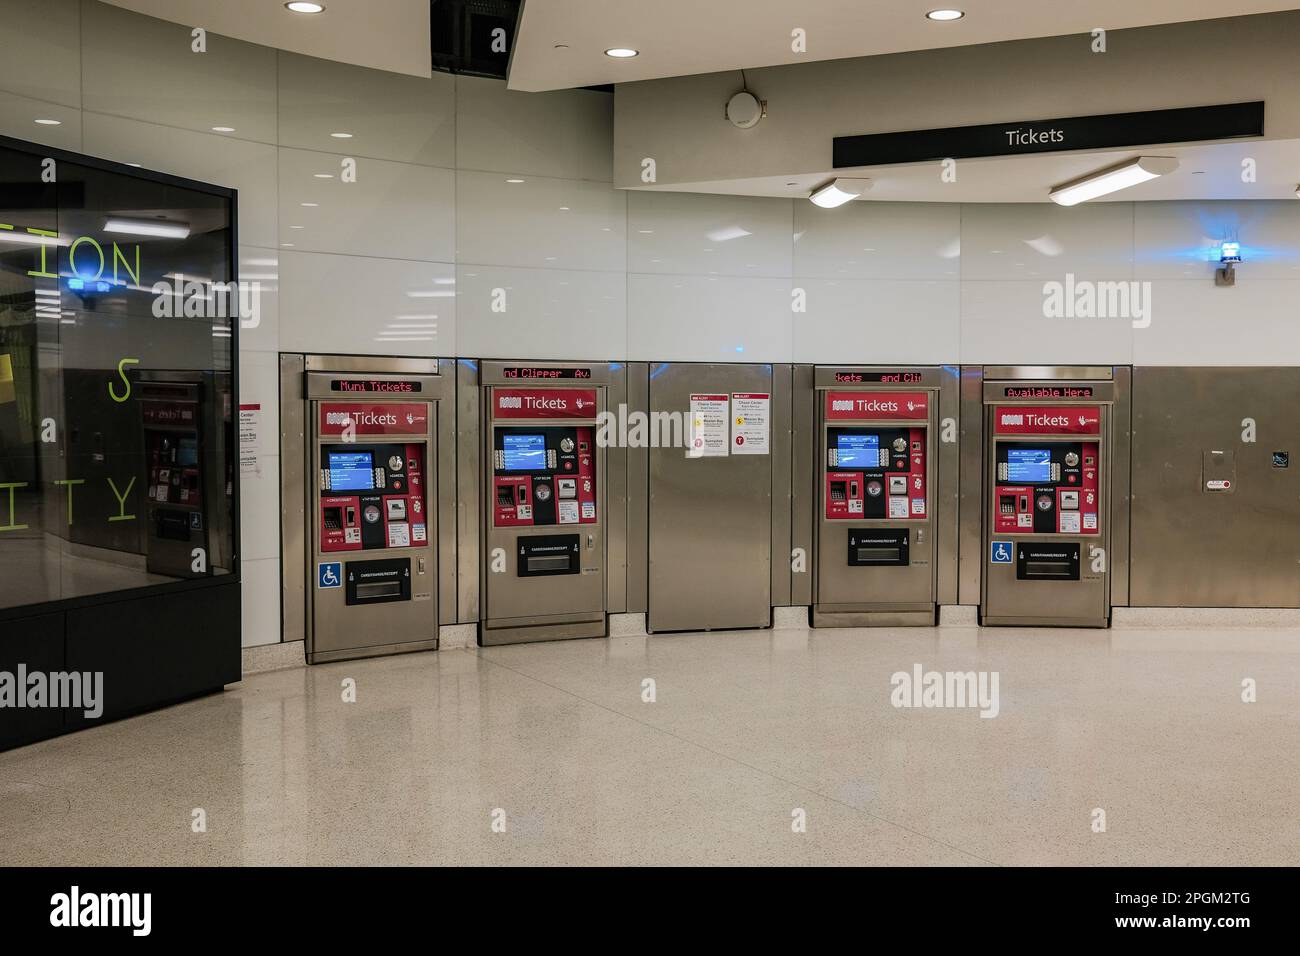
[{"xmin": 726, "ymin": 91, "xmax": 765, "ymax": 129}]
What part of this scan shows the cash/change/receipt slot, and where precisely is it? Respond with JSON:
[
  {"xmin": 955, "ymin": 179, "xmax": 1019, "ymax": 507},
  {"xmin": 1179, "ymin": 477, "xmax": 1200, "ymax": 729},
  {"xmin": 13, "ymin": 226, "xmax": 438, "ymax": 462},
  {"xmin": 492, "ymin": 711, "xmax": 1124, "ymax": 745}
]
[
  {"xmin": 982, "ymin": 388, "xmax": 1111, "ymax": 628},
  {"xmin": 814, "ymin": 376, "xmax": 940, "ymax": 627},
  {"xmin": 481, "ymin": 374, "xmax": 608, "ymax": 646}
]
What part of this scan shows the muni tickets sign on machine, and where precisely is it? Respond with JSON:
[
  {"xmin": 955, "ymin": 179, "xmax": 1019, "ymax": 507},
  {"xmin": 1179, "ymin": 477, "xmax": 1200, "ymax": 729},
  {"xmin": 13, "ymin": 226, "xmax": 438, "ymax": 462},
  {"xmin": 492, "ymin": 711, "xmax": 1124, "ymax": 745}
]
[{"xmin": 303, "ymin": 359, "xmax": 452, "ymax": 663}]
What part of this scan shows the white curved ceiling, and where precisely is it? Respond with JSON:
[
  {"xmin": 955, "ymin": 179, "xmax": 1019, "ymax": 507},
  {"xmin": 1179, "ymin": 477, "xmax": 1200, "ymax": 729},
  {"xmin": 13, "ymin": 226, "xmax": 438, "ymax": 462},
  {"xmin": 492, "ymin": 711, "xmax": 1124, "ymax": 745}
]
[
  {"xmin": 101, "ymin": 0, "xmax": 432, "ymax": 76},
  {"xmin": 510, "ymin": 0, "xmax": 1300, "ymax": 91}
]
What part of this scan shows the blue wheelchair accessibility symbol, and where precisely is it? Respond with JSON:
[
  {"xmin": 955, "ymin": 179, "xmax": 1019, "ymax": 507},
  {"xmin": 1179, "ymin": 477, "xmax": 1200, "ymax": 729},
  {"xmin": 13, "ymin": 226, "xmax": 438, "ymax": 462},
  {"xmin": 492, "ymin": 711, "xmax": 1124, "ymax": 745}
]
[
  {"xmin": 318, "ymin": 562, "xmax": 342, "ymax": 589},
  {"xmin": 990, "ymin": 541, "xmax": 1013, "ymax": 564}
]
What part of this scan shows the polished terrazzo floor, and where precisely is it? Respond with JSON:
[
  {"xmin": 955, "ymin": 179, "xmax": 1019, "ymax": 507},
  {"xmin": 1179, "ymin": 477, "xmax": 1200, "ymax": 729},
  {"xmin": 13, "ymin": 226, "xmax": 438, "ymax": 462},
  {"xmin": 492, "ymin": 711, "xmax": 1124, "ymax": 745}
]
[{"xmin": 2, "ymin": 624, "xmax": 1298, "ymax": 866}]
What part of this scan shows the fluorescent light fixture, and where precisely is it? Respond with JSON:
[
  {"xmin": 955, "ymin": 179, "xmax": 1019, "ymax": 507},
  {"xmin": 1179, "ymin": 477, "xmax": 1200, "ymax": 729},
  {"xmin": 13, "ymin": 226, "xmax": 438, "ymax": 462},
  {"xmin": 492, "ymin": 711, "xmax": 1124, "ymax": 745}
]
[
  {"xmin": 285, "ymin": 1, "xmax": 324, "ymax": 12},
  {"xmin": 34, "ymin": 118, "xmax": 62, "ymax": 126},
  {"xmin": 926, "ymin": 9, "xmax": 965, "ymax": 21},
  {"xmin": 605, "ymin": 48, "xmax": 638, "ymax": 58},
  {"xmin": 809, "ymin": 178, "xmax": 872, "ymax": 208},
  {"xmin": 329, "ymin": 131, "xmax": 353, "ymax": 139},
  {"xmin": 0, "ymin": 230, "xmax": 70, "ymax": 247},
  {"xmin": 300, "ymin": 202, "xmax": 319, "ymax": 207},
  {"xmin": 211, "ymin": 126, "xmax": 235, "ymax": 133},
  {"xmin": 505, "ymin": 178, "xmax": 525, "ymax": 183},
  {"xmin": 1049, "ymin": 156, "xmax": 1178, "ymax": 206},
  {"xmin": 103, "ymin": 217, "xmax": 191, "ymax": 239}
]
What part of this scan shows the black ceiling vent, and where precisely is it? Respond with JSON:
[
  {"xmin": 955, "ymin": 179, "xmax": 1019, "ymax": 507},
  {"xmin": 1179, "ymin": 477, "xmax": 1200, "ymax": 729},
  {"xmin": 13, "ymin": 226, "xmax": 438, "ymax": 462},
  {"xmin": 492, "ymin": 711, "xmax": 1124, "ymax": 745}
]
[{"xmin": 430, "ymin": 0, "xmax": 521, "ymax": 79}]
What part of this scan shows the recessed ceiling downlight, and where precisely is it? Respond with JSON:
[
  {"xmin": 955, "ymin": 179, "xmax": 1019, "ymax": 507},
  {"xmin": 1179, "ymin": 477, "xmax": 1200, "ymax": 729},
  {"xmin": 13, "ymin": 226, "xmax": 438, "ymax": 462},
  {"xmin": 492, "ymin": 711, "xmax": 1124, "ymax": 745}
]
[
  {"xmin": 926, "ymin": 9, "xmax": 965, "ymax": 21},
  {"xmin": 605, "ymin": 48, "xmax": 639, "ymax": 58},
  {"xmin": 285, "ymin": 2, "xmax": 325, "ymax": 13}
]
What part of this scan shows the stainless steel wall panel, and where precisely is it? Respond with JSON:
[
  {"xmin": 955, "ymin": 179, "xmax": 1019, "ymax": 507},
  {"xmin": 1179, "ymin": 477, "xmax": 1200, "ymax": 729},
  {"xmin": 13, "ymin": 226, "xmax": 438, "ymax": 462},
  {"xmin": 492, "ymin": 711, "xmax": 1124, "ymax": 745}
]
[
  {"xmin": 647, "ymin": 363, "xmax": 773, "ymax": 632},
  {"xmin": 606, "ymin": 364, "xmax": 629, "ymax": 614},
  {"xmin": 456, "ymin": 359, "xmax": 480, "ymax": 623},
  {"xmin": 957, "ymin": 366, "xmax": 984, "ymax": 605},
  {"xmin": 1110, "ymin": 365, "xmax": 1133, "ymax": 607},
  {"xmin": 626, "ymin": 363, "xmax": 650, "ymax": 614},
  {"xmin": 790, "ymin": 364, "xmax": 815, "ymax": 607},
  {"xmin": 437, "ymin": 358, "xmax": 458, "ymax": 625},
  {"xmin": 770, "ymin": 364, "xmax": 793, "ymax": 607},
  {"xmin": 1130, "ymin": 367, "xmax": 1300, "ymax": 607},
  {"xmin": 936, "ymin": 364, "xmax": 961, "ymax": 606},
  {"xmin": 279, "ymin": 352, "xmax": 306, "ymax": 645}
]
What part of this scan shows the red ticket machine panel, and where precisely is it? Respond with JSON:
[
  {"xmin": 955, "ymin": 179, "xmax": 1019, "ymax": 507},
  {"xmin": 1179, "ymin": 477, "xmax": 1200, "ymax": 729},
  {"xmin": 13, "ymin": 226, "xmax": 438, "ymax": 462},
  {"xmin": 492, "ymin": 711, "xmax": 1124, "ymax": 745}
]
[
  {"xmin": 316, "ymin": 403, "xmax": 429, "ymax": 553},
  {"xmin": 491, "ymin": 387, "xmax": 597, "ymax": 529},
  {"xmin": 492, "ymin": 425, "xmax": 596, "ymax": 527},
  {"xmin": 992, "ymin": 406, "xmax": 1100, "ymax": 535},
  {"xmin": 823, "ymin": 391, "xmax": 928, "ymax": 521}
]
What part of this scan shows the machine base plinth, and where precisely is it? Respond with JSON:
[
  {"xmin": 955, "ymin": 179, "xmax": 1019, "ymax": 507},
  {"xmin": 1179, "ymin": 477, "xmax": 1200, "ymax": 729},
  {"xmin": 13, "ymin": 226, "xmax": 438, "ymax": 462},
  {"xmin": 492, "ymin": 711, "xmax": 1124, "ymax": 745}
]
[
  {"xmin": 307, "ymin": 636, "xmax": 439, "ymax": 664},
  {"xmin": 979, "ymin": 614, "xmax": 1109, "ymax": 629},
  {"xmin": 812, "ymin": 606, "xmax": 936, "ymax": 628},
  {"xmin": 480, "ymin": 617, "xmax": 606, "ymax": 646}
]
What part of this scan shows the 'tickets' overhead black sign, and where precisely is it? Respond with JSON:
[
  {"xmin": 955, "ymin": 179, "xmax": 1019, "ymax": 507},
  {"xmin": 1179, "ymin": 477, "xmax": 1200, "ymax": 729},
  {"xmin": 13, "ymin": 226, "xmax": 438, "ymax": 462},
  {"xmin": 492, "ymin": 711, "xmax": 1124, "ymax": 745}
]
[{"xmin": 832, "ymin": 101, "xmax": 1264, "ymax": 168}]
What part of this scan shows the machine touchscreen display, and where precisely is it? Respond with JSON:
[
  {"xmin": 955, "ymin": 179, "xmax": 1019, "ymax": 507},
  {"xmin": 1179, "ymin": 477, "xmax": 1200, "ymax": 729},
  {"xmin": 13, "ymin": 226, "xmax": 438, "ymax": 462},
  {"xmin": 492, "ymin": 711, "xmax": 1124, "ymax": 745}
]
[
  {"xmin": 328, "ymin": 450, "xmax": 376, "ymax": 490},
  {"xmin": 1007, "ymin": 448, "xmax": 1051, "ymax": 483},
  {"xmin": 836, "ymin": 433, "xmax": 879, "ymax": 468},
  {"xmin": 502, "ymin": 433, "xmax": 546, "ymax": 471}
]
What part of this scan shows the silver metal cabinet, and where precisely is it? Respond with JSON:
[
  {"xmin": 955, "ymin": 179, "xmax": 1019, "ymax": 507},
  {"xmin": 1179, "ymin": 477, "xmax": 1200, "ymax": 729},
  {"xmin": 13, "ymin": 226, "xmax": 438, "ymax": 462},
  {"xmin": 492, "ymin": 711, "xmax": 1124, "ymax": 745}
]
[{"xmin": 646, "ymin": 362, "xmax": 776, "ymax": 632}]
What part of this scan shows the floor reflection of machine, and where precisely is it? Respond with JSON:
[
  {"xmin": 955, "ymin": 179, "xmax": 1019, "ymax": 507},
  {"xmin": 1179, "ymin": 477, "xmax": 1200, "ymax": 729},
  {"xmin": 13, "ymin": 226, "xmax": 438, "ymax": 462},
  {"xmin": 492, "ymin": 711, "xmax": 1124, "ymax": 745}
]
[
  {"xmin": 814, "ymin": 366, "xmax": 957, "ymax": 626},
  {"xmin": 305, "ymin": 359, "xmax": 450, "ymax": 663},
  {"xmin": 139, "ymin": 379, "xmax": 208, "ymax": 577},
  {"xmin": 480, "ymin": 361, "xmax": 608, "ymax": 645},
  {"xmin": 980, "ymin": 367, "xmax": 1121, "ymax": 627}
]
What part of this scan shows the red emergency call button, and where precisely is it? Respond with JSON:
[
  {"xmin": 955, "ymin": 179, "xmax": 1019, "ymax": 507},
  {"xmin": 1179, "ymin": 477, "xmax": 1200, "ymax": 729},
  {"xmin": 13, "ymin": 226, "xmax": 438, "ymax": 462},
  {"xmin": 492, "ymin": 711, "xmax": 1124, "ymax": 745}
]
[{"xmin": 564, "ymin": 461, "xmax": 573, "ymax": 470}]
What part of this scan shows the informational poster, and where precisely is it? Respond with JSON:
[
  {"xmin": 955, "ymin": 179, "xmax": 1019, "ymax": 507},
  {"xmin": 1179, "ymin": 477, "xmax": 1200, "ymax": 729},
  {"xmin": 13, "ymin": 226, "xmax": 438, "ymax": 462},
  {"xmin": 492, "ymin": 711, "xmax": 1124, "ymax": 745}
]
[
  {"xmin": 239, "ymin": 403, "xmax": 261, "ymax": 477},
  {"xmin": 688, "ymin": 394, "xmax": 730, "ymax": 458},
  {"xmin": 730, "ymin": 392, "xmax": 770, "ymax": 455}
]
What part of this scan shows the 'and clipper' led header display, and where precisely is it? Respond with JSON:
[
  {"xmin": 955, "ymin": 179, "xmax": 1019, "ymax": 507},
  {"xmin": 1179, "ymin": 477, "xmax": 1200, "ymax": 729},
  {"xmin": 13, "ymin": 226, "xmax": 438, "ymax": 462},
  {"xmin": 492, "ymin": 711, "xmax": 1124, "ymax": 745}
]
[{"xmin": 501, "ymin": 367, "xmax": 592, "ymax": 379}]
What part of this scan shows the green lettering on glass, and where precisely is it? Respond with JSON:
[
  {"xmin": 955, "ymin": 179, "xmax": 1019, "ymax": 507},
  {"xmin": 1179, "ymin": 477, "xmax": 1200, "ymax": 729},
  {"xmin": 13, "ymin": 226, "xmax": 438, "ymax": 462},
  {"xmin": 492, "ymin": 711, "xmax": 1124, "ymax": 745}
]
[
  {"xmin": 25, "ymin": 228, "xmax": 58, "ymax": 278},
  {"xmin": 109, "ymin": 357, "xmax": 140, "ymax": 403},
  {"xmin": 112, "ymin": 242, "xmax": 141, "ymax": 287},
  {"xmin": 53, "ymin": 478, "xmax": 85, "ymax": 525},
  {"xmin": 69, "ymin": 235, "xmax": 105, "ymax": 281},
  {"xmin": 106, "ymin": 476, "xmax": 136, "ymax": 522},
  {"xmin": 0, "ymin": 482, "xmax": 29, "ymax": 531}
]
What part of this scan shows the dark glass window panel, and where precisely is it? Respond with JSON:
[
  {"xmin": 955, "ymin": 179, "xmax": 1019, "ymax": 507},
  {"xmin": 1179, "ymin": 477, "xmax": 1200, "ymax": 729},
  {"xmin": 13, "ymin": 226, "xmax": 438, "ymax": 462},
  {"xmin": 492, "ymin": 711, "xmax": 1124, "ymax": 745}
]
[{"xmin": 0, "ymin": 138, "xmax": 235, "ymax": 611}]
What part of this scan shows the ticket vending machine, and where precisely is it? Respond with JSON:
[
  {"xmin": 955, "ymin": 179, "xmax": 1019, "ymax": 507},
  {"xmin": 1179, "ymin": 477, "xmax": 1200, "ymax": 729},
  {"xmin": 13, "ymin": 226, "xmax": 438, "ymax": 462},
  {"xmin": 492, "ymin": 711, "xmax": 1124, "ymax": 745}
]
[
  {"xmin": 981, "ymin": 371, "xmax": 1114, "ymax": 627},
  {"xmin": 305, "ymin": 363, "xmax": 450, "ymax": 663},
  {"xmin": 814, "ymin": 367, "xmax": 951, "ymax": 626},
  {"xmin": 480, "ymin": 362, "xmax": 607, "ymax": 645}
]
